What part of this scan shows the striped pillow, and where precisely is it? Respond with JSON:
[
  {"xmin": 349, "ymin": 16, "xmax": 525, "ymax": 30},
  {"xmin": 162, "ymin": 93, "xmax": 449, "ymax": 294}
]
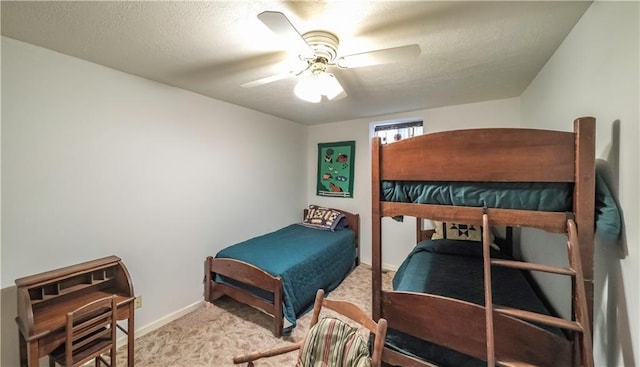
[
  {"xmin": 302, "ymin": 205, "xmax": 346, "ymax": 231},
  {"xmin": 296, "ymin": 317, "xmax": 371, "ymax": 367}
]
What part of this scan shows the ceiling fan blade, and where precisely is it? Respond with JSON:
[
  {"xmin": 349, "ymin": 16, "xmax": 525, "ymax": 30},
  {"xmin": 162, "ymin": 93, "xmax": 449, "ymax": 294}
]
[
  {"xmin": 337, "ymin": 44, "xmax": 421, "ymax": 69},
  {"xmin": 325, "ymin": 73, "xmax": 347, "ymax": 101},
  {"xmin": 241, "ymin": 72, "xmax": 293, "ymax": 88},
  {"xmin": 257, "ymin": 11, "xmax": 314, "ymax": 59}
]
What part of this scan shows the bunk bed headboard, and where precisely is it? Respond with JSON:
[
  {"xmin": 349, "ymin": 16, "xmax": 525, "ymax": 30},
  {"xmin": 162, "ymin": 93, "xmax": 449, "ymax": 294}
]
[
  {"xmin": 378, "ymin": 128, "xmax": 575, "ymax": 182},
  {"xmin": 371, "ymin": 116, "xmax": 596, "ymax": 327}
]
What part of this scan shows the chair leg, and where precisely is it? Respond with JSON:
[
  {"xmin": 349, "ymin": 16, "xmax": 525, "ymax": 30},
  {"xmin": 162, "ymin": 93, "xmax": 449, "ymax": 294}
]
[
  {"xmin": 49, "ymin": 357, "xmax": 56, "ymax": 367},
  {"xmin": 97, "ymin": 354, "xmax": 111, "ymax": 367}
]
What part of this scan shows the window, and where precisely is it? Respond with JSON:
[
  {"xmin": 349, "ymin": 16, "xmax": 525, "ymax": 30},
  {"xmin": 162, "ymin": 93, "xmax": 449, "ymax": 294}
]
[{"xmin": 372, "ymin": 119, "xmax": 423, "ymax": 144}]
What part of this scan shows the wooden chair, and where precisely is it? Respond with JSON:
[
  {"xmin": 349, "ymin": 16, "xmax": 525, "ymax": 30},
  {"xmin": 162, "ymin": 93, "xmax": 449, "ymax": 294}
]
[
  {"xmin": 49, "ymin": 295, "xmax": 118, "ymax": 367},
  {"xmin": 233, "ymin": 289, "xmax": 387, "ymax": 367}
]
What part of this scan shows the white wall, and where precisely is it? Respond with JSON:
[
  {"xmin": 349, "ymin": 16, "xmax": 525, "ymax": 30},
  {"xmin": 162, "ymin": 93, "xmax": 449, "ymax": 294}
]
[
  {"xmin": 306, "ymin": 97, "xmax": 520, "ymax": 269},
  {"xmin": 520, "ymin": 2, "xmax": 639, "ymax": 366},
  {"xmin": 1, "ymin": 37, "xmax": 307, "ymax": 366}
]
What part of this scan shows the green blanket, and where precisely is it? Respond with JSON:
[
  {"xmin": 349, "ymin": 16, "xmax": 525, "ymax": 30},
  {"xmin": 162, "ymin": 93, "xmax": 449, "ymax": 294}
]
[
  {"xmin": 215, "ymin": 224, "xmax": 355, "ymax": 332},
  {"xmin": 382, "ymin": 170, "xmax": 621, "ymax": 237}
]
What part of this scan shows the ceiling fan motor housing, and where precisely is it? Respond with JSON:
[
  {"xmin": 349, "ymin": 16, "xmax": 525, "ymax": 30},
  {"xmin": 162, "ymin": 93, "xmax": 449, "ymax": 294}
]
[{"xmin": 302, "ymin": 31, "xmax": 339, "ymax": 62}]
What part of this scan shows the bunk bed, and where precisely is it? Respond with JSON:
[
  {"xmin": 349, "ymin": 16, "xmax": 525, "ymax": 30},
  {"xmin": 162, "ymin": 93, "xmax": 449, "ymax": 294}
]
[
  {"xmin": 204, "ymin": 206, "xmax": 359, "ymax": 337},
  {"xmin": 371, "ymin": 117, "xmax": 598, "ymax": 367}
]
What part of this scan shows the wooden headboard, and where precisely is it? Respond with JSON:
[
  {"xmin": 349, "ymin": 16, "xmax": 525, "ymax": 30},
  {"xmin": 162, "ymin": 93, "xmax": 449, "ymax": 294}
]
[{"xmin": 303, "ymin": 207, "xmax": 360, "ymax": 265}]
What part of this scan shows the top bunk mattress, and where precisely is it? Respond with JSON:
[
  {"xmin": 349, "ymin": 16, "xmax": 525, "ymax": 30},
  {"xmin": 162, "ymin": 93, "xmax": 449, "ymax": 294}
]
[
  {"xmin": 381, "ymin": 181, "xmax": 573, "ymax": 212},
  {"xmin": 381, "ymin": 165, "xmax": 622, "ymax": 237}
]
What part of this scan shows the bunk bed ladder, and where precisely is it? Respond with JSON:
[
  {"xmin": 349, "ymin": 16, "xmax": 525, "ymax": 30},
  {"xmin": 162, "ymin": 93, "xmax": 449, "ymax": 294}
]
[
  {"xmin": 481, "ymin": 214, "xmax": 594, "ymax": 367},
  {"xmin": 482, "ymin": 212, "xmax": 496, "ymax": 366}
]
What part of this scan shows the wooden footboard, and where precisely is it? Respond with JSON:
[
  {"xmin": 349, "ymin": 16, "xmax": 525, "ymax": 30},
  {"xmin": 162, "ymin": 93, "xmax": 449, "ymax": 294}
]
[
  {"xmin": 204, "ymin": 256, "xmax": 284, "ymax": 337},
  {"xmin": 381, "ymin": 291, "xmax": 572, "ymax": 367}
]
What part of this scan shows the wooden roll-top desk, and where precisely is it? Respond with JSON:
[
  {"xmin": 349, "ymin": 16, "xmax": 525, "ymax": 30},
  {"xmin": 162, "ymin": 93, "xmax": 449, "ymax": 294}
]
[{"xmin": 15, "ymin": 255, "xmax": 135, "ymax": 367}]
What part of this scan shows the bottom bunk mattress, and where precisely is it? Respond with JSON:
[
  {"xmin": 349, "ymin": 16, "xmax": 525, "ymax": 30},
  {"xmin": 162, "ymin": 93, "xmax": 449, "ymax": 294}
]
[
  {"xmin": 386, "ymin": 239, "xmax": 562, "ymax": 366},
  {"xmin": 214, "ymin": 223, "xmax": 356, "ymax": 331}
]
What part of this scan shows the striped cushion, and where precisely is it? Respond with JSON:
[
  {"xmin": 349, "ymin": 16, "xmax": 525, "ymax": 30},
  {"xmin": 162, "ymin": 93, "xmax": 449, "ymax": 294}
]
[
  {"xmin": 302, "ymin": 205, "xmax": 346, "ymax": 231},
  {"xmin": 296, "ymin": 317, "xmax": 371, "ymax": 367}
]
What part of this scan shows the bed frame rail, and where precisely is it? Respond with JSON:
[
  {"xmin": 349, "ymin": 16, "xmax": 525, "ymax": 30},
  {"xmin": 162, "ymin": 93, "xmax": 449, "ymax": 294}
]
[{"xmin": 384, "ymin": 202, "xmax": 570, "ymax": 234}]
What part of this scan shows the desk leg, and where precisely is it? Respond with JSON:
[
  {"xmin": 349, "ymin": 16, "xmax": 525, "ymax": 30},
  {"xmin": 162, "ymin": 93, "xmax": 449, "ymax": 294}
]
[
  {"xmin": 18, "ymin": 333, "xmax": 27, "ymax": 367},
  {"xmin": 28, "ymin": 346, "xmax": 40, "ymax": 367},
  {"xmin": 128, "ymin": 302, "xmax": 135, "ymax": 367},
  {"xmin": 20, "ymin": 336, "xmax": 39, "ymax": 367}
]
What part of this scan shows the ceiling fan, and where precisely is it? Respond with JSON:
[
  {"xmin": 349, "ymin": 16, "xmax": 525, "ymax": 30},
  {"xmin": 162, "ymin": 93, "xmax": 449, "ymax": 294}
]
[{"xmin": 241, "ymin": 11, "xmax": 421, "ymax": 103}]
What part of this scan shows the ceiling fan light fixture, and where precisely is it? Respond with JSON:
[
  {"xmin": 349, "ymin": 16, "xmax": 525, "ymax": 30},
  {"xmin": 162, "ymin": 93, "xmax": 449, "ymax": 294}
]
[
  {"xmin": 294, "ymin": 74, "xmax": 322, "ymax": 103},
  {"xmin": 294, "ymin": 72, "xmax": 345, "ymax": 103}
]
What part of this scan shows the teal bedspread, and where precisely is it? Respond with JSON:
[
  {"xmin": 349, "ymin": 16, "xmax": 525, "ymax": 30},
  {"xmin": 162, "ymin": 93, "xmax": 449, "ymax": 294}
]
[
  {"xmin": 594, "ymin": 168, "xmax": 622, "ymax": 238},
  {"xmin": 215, "ymin": 224, "xmax": 355, "ymax": 332},
  {"xmin": 382, "ymin": 170, "xmax": 621, "ymax": 237}
]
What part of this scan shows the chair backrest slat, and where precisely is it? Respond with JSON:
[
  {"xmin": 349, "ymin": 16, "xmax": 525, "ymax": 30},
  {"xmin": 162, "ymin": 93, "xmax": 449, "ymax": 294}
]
[{"xmin": 58, "ymin": 295, "xmax": 118, "ymax": 367}]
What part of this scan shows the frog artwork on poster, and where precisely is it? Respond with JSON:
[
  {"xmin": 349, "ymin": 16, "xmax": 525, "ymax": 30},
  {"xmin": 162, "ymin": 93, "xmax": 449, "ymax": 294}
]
[{"xmin": 316, "ymin": 141, "xmax": 355, "ymax": 198}]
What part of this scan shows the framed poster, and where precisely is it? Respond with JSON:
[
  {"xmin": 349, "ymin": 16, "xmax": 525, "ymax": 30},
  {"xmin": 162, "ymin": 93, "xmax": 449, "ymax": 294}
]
[{"xmin": 316, "ymin": 141, "xmax": 355, "ymax": 198}]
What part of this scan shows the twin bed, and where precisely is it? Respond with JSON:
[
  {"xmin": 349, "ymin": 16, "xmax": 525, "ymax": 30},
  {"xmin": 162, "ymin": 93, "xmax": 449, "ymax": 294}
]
[
  {"xmin": 204, "ymin": 207, "xmax": 359, "ymax": 337},
  {"xmin": 371, "ymin": 117, "xmax": 615, "ymax": 367}
]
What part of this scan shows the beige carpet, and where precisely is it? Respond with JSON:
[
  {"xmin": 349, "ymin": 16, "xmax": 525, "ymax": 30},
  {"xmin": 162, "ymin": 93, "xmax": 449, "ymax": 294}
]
[{"xmin": 116, "ymin": 265, "xmax": 394, "ymax": 367}]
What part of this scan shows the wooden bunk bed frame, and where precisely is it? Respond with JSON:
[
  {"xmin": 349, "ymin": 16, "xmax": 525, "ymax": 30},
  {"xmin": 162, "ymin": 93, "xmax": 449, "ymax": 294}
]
[
  {"xmin": 371, "ymin": 117, "xmax": 595, "ymax": 366},
  {"xmin": 204, "ymin": 208, "xmax": 360, "ymax": 337}
]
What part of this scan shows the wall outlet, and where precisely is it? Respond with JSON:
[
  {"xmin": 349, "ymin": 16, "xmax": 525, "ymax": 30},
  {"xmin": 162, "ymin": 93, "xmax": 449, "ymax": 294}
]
[{"xmin": 134, "ymin": 296, "xmax": 142, "ymax": 309}]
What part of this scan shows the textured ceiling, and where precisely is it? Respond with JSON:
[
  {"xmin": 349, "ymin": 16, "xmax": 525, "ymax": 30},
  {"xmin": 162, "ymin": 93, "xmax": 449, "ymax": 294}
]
[{"xmin": 1, "ymin": 1, "xmax": 591, "ymax": 125}]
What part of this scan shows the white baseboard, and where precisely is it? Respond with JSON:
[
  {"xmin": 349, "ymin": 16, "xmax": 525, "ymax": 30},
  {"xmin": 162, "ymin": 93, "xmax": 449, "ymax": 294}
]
[
  {"xmin": 382, "ymin": 262, "xmax": 399, "ymax": 272},
  {"xmin": 117, "ymin": 300, "xmax": 204, "ymax": 348},
  {"xmin": 358, "ymin": 261, "xmax": 399, "ymax": 273}
]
